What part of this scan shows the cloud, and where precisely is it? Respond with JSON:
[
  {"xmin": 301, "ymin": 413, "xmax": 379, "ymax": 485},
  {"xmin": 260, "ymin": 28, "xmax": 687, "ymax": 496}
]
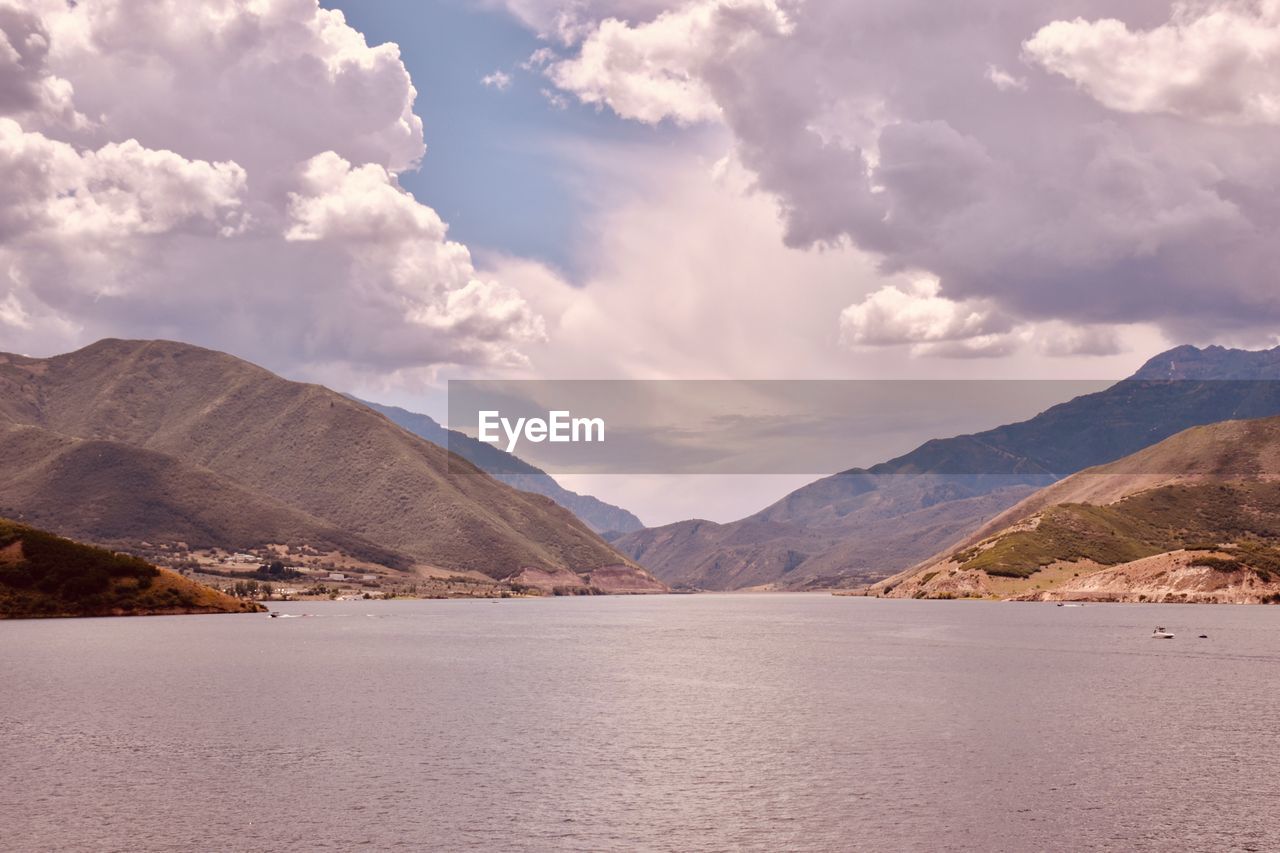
[
  {"xmin": 286, "ymin": 152, "xmax": 446, "ymax": 243},
  {"xmin": 36, "ymin": 0, "xmax": 427, "ymax": 174},
  {"xmin": 488, "ymin": 148, "xmax": 899, "ymax": 379},
  {"xmin": 1032, "ymin": 321, "xmax": 1124, "ymax": 357},
  {"xmin": 540, "ymin": 87, "xmax": 570, "ymax": 109},
  {"xmin": 835, "ymin": 278, "xmax": 1130, "ymax": 359},
  {"xmin": 483, "ymin": 144, "xmax": 1163, "ymax": 380},
  {"xmin": 0, "ymin": 117, "xmax": 249, "ymax": 343},
  {"xmin": 0, "ymin": 119, "xmax": 247, "ymax": 241},
  {"xmin": 1025, "ymin": 2, "xmax": 1280, "ymax": 124},
  {"xmin": 536, "ymin": 0, "xmax": 790, "ymax": 124},
  {"xmin": 486, "ymin": 0, "xmax": 682, "ymax": 43},
  {"xmin": 839, "ymin": 278, "xmax": 1013, "ymax": 348},
  {"xmin": 524, "ymin": 0, "xmax": 1280, "ymax": 348},
  {"xmin": 0, "ymin": 0, "xmax": 541, "ymax": 382},
  {"xmin": 0, "ymin": 4, "xmax": 80, "ymax": 127},
  {"xmin": 839, "ymin": 272, "xmax": 1141, "ymax": 358},
  {"xmin": 985, "ymin": 63, "xmax": 1027, "ymax": 92},
  {"xmin": 285, "ymin": 151, "xmax": 545, "ymax": 366},
  {"xmin": 481, "ymin": 69, "xmax": 513, "ymax": 90},
  {"xmin": 837, "ymin": 275, "xmax": 1139, "ymax": 360}
]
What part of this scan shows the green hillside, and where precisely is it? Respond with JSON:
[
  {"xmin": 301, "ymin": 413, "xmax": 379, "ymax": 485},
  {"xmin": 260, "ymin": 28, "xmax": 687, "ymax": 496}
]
[
  {"xmin": 950, "ymin": 481, "xmax": 1280, "ymax": 580},
  {"xmin": 0, "ymin": 518, "xmax": 263, "ymax": 618}
]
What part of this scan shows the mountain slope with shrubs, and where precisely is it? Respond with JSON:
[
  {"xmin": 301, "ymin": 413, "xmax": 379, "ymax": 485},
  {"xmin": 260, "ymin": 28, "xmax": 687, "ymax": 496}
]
[{"xmin": 0, "ymin": 518, "xmax": 261, "ymax": 618}]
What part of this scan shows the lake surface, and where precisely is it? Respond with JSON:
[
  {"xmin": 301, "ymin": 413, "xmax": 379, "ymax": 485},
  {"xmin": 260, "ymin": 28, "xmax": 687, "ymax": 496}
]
[{"xmin": 2, "ymin": 595, "xmax": 1278, "ymax": 852}]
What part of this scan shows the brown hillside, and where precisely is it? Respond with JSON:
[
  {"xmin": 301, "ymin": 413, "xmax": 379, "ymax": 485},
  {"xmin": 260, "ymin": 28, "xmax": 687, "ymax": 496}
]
[
  {"xmin": 0, "ymin": 517, "xmax": 262, "ymax": 618},
  {"xmin": 0, "ymin": 340, "xmax": 653, "ymax": 584},
  {"xmin": 0, "ymin": 423, "xmax": 409, "ymax": 565},
  {"xmin": 948, "ymin": 415, "xmax": 1280, "ymax": 553},
  {"xmin": 876, "ymin": 415, "xmax": 1280, "ymax": 601}
]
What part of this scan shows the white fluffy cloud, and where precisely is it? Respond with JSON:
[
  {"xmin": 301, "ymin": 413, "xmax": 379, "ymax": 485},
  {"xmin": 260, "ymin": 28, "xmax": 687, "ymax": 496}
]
[
  {"xmin": 36, "ymin": 0, "xmax": 426, "ymax": 173},
  {"xmin": 285, "ymin": 152, "xmax": 544, "ymax": 365},
  {"xmin": 481, "ymin": 70, "xmax": 513, "ymax": 90},
  {"xmin": 535, "ymin": 0, "xmax": 790, "ymax": 124},
  {"xmin": 985, "ymin": 64, "xmax": 1028, "ymax": 92},
  {"xmin": 0, "ymin": 0, "xmax": 541, "ymax": 379},
  {"xmin": 0, "ymin": 118, "xmax": 247, "ymax": 241},
  {"xmin": 0, "ymin": 3, "xmax": 82, "ymax": 128},
  {"xmin": 1025, "ymin": 1, "xmax": 1280, "ymax": 124},
  {"xmin": 287, "ymin": 153, "xmax": 450, "ymax": 244},
  {"xmin": 839, "ymin": 279, "xmax": 1013, "ymax": 349},
  {"xmin": 837, "ymin": 278, "xmax": 1130, "ymax": 359},
  {"xmin": 523, "ymin": 0, "xmax": 1280, "ymax": 353}
]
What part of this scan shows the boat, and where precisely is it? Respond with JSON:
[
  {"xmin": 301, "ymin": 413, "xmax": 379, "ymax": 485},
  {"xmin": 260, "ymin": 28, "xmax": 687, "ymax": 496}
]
[{"xmin": 1152, "ymin": 626, "xmax": 1174, "ymax": 639}]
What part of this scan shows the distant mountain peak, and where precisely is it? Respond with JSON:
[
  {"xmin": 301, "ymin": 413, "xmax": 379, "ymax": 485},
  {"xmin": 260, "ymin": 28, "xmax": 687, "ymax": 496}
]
[{"xmin": 1130, "ymin": 343, "xmax": 1280, "ymax": 381}]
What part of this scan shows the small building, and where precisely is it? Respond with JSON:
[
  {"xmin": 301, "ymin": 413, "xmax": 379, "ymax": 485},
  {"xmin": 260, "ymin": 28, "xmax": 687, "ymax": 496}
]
[
  {"xmin": 362, "ymin": 574, "xmax": 378, "ymax": 582},
  {"xmin": 328, "ymin": 572, "xmax": 347, "ymax": 581}
]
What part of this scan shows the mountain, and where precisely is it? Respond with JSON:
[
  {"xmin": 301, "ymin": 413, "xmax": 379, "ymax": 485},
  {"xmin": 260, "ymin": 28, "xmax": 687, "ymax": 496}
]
[
  {"xmin": 0, "ymin": 517, "xmax": 262, "ymax": 618},
  {"xmin": 615, "ymin": 344, "xmax": 1280, "ymax": 590},
  {"xmin": 0, "ymin": 339, "xmax": 663, "ymax": 592},
  {"xmin": 352, "ymin": 398, "xmax": 644, "ymax": 535},
  {"xmin": 1130, "ymin": 343, "xmax": 1280, "ymax": 380},
  {"xmin": 875, "ymin": 415, "xmax": 1280, "ymax": 604}
]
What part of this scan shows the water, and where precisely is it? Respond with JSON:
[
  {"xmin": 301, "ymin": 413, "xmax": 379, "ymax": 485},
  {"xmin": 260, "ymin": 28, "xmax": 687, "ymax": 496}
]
[{"xmin": 2, "ymin": 595, "xmax": 1278, "ymax": 852}]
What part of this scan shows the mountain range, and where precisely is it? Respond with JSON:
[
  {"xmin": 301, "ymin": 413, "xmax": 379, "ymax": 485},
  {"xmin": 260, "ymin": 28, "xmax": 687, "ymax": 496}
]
[
  {"xmin": 0, "ymin": 339, "xmax": 663, "ymax": 593},
  {"xmin": 615, "ymin": 344, "xmax": 1280, "ymax": 590},
  {"xmin": 353, "ymin": 398, "xmax": 644, "ymax": 535}
]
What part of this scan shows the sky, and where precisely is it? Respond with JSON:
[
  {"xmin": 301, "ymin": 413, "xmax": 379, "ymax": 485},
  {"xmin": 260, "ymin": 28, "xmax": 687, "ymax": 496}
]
[{"xmin": 2, "ymin": 0, "xmax": 1279, "ymax": 523}]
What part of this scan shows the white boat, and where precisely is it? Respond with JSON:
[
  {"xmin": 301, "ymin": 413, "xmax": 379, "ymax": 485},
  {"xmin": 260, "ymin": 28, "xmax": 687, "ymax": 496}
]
[{"xmin": 1152, "ymin": 626, "xmax": 1174, "ymax": 639}]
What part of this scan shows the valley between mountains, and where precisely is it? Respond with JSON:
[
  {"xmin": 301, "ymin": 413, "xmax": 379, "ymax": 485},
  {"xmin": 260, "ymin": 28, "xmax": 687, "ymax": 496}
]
[
  {"xmin": 4, "ymin": 338, "xmax": 1280, "ymax": 613},
  {"xmin": 615, "ymin": 344, "xmax": 1280, "ymax": 597}
]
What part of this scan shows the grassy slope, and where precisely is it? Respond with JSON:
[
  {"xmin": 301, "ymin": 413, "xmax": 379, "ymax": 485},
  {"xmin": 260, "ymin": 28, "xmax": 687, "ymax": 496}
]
[
  {"xmin": 0, "ymin": 518, "xmax": 262, "ymax": 618},
  {"xmin": 949, "ymin": 482, "xmax": 1280, "ymax": 580},
  {"xmin": 877, "ymin": 414, "xmax": 1280, "ymax": 592},
  {"xmin": 955, "ymin": 414, "xmax": 1280, "ymax": 549}
]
